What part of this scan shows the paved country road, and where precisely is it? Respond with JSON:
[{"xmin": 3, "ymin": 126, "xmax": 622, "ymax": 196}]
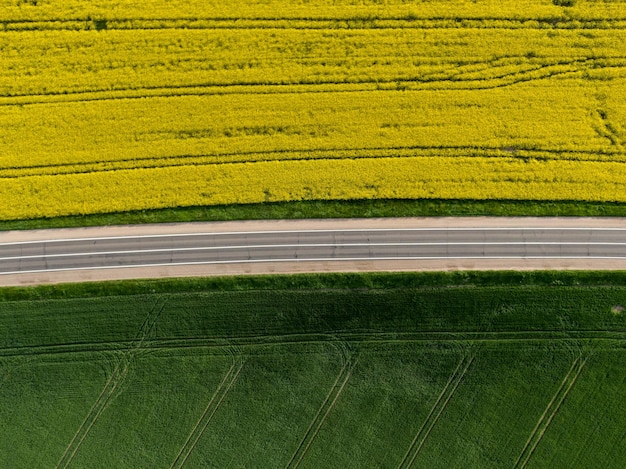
[{"xmin": 2, "ymin": 217, "xmax": 626, "ymax": 286}]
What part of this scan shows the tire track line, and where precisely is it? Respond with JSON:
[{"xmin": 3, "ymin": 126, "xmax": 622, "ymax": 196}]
[
  {"xmin": 514, "ymin": 355, "xmax": 588, "ymax": 469},
  {"xmin": 55, "ymin": 365, "xmax": 118, "ymax": 467},
  {"xmin": 169, "ymin": 361, "xmax": 238, "ymax": 468},
  {"xmin": 398, "ymin": 354, "xmax": 475, "ymax": 469},
  {"xmin": 286, "ymin": 358, "xmax": 357, "ymax": 469},
  {"xmin": 1, "ymin": 330, "xmax": 621, "ymax": 360},
  {"xmin": 169, "ymin": 359, "xmax": 245, "ymax": 469},
  {"xmin": 56, "ymin": 358, "xmax": 130, "ymax": 469},
  {"xmin": 4, "ymin": 17, "xmax": 626, "ymax": 32},
  {"xmin": 56, "ymin": 298, "xmax": 167, "ymax": 468},
  {"xmin": 520, "ymin": 356, "xmax": 588, "ymax": 467},
  {"xmin": 513, "ymin": 357, "xmax": 580, "ymax": 468},
  {"xmin": 396, "ymin": 354, "xmax": 467, "ymax": 469},
  {"xmin": 6, "ymin": 143, "xmax": 624, "ymax": 180},
  {"xmin": 2, "ymin": 58, "xmax": 624, "ymax": 108}
]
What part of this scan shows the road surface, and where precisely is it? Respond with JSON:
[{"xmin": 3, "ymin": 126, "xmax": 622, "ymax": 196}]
[{"xmin": 1, "ymin": 217, "xmax": 626, "ymax": 286}]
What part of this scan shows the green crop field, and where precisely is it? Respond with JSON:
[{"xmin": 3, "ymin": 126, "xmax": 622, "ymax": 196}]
[{"xmin": 2, "ymin": 274, "xmax": 626, "ymax": 468}]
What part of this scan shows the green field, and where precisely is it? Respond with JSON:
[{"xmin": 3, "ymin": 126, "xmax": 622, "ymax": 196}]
[{"xmin": 2, "ymin": 274, "xmax": 626, "ymax": 468}]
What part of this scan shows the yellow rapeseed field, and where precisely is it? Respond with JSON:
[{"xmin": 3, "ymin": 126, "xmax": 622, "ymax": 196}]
[{"xmin": 1, "ymin": 0, "xmax": 626, "ymax": 219}]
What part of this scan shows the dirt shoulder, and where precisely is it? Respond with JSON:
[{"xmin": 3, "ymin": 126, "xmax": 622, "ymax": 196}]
[{"xmin": 4, "ymin": 216, "xmax": 626, "ymax": 244}]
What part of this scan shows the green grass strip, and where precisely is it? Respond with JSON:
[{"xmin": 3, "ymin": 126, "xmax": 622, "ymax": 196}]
[
  {"xmin": 3, "ymin": 198, "xmax": 626, "ymax": 231},
  {"xmin": 2, "ymin": 270, "xmax": 626, "ymax": 301}
]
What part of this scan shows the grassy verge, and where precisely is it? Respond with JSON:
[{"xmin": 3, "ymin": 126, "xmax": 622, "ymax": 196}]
[
  {"xmin": 2, "ymin": 272, "xmax": 626, "ymax": 468},
  {"xmin": 2, "ymin": 198, "xmax": 626, "ymax": 231},
  {"xmin": 3, "ymin": 270, "xmax": 626, "ymax": 301}
]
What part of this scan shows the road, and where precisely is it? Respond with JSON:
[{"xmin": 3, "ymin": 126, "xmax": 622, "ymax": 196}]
[{"xmin": 2, "ymin": 217, "xmax": 626, "ymax": 286}]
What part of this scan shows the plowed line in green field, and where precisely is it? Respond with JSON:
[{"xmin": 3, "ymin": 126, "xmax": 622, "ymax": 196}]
[
  {"xmin": 398, "ymin": 354, "xmax": 475, "ymax": 469},
  {"xmin": 56, "ymin": 298, "xmax": 167, "ymax": 468},
  {"xmin": 514, "ymin": 354, "xmax": 589, "ymax": 469},
  {"xmin": 286, "ymin": 358, "xmax": 357, "ymax": 468},
  {"xmin": 169, "ymin": 359, "xmax": 245, "ymax": 469},
  {"xmin": 2, "ymin": 331, "xmax": 624, "ymax": 359}
]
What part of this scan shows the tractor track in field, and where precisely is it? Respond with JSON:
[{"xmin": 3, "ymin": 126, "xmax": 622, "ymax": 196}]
[
  {"xmin": 55, "ymin": 298, "xmax": 167, "ymax": 468},
  {"xmin": 4, "ymin": 16, "xmax": 626, "ymax": 32},
  {"xmin": 169, "ymin": 358, "xmax": 245, "ymax": 469},
  {"xmin": 1, "ymin": 331, "xmax": 624, "ymax": 359},
  {"xmin": 56, "ymin": 356, "xmax": 131, "ymax": 469},
  {"xmin": 1, "ymin": 56, "xmax": 624, "ymax": 108},
  {"xmin": 286, "ymin": 356, "xmax": 357, "ymax": 468},
  {"xmin": 3, "ymin": 141, "xmax": 626, "ymax": 179},
  {"xmin": 514, "ymin": 353, "xmax": 590, "ymax": 469},
  {"xmin": 397, "ymin": 353, "xmax": 475, "ymax": 469}
]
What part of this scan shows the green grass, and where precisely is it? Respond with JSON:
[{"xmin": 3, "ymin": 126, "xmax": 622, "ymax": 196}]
[
  {"xmin": 3, "ymin": 198, "xmax": 626, "ymax": 231},
  {"xmin": 2, "ymin": 274, "xmax": 626, "ymax": 467}
]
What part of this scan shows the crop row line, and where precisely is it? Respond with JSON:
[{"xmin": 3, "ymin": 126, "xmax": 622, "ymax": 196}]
[
  {"xmin": 514, "ymin": 354, "xmax": 589, "ymax": 468},
  {"xmin": 3, "ymin": 149, "xmax": 625, "ymax": 181},
  {"xmin": 287, "ymin": 357, "xmax": 357, "ymax": 468},
  {"xmin": 398, "ymin": 354, "xmax": 475, "ymax": 469},
  {"xmin": 2, "ymin": 332, "xmax": 624, "ymax": 359},
  {"xmin": 3, "ymin": 17, "xmax": 626, "ymax": 32},
  {"xmin": 2, "ymin": 58, "xmax": 624, "ymax": 107},
  {"xmin": 170, "ymin": 359, "xmax": 245, "ymax": 469}
]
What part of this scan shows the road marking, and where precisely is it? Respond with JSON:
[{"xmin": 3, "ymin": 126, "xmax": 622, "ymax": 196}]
[
  {"xmin": 0, "ymin": 226, "xmax": 624, "ymax": 247},
  {"xmin": 2, "ymin": 241, "xmax": 626, "ymax": 262},
  {"xmin": 4, "ymin": 256, "xmax": 626, "ymax": 276}
]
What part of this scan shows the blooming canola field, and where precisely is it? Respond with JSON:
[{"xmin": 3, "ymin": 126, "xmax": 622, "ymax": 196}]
[{"xmin": 2, "ymin": 0, "xmax": 626, "ymax": 219}]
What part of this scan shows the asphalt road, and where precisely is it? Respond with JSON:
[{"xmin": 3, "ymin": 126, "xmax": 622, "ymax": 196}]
[{"xmin": 2, "ymin": 221, "xmax": 626, "ymax": 283}]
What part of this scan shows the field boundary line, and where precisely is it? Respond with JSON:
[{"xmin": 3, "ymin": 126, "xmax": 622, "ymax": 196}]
[
  {"xmin": 169, "ymin": 359, "xmax": 245, "ymax": 469},
  {"xmin": 286, "ymin": 358, "xmax": 357, "ymax": 469},
  {"xmin": 398, "ymin": 354, "xmax": 474, "ymax": 469},
  {"xmin": 514, "ymin": 355, "xmax": 588, "ymax": 469}
]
